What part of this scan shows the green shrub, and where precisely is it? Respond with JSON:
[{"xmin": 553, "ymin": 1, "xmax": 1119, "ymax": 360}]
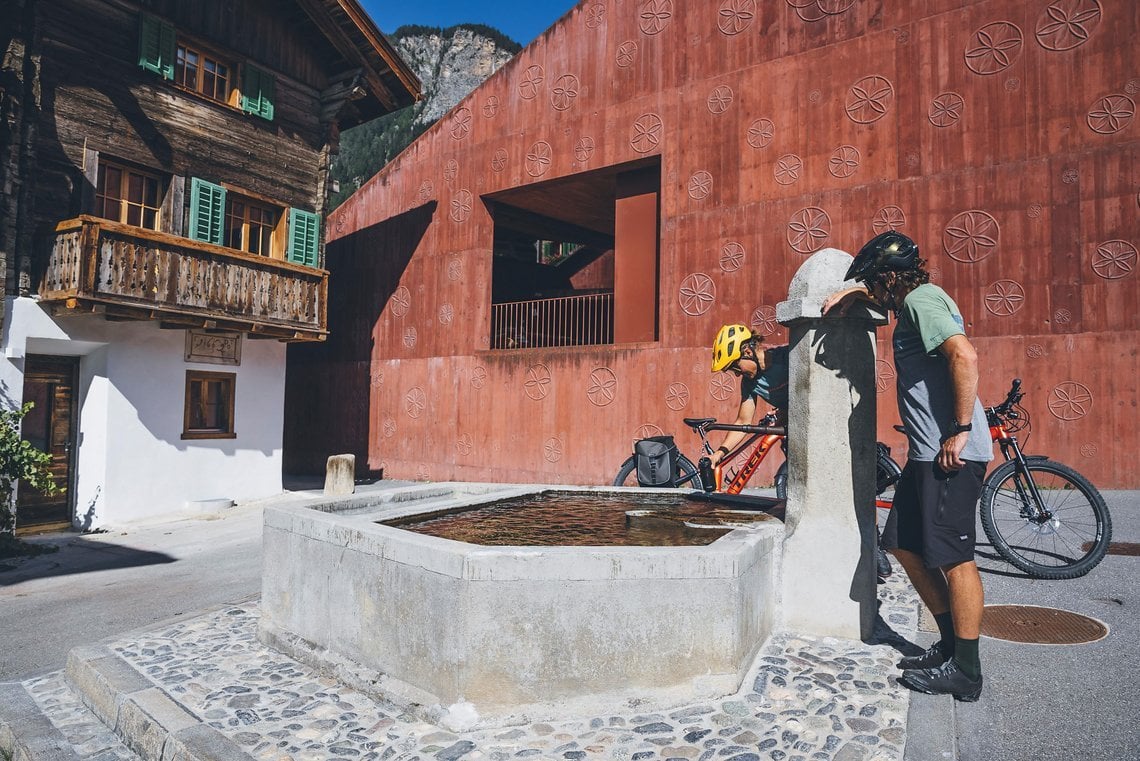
[{"xmin": 0, "ymin": 402, "xmax": 58, "ymax": 536}]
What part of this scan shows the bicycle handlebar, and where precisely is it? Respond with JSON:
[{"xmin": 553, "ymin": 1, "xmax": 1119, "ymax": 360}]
[{"xmin": 988, "ymin": 378, "xmax": 1024, "ymax": 416}]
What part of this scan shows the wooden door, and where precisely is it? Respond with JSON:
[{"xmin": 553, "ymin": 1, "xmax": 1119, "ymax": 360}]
[{"xmin": 16, "ymin": 355, "xmax": 78, "ymax": 532}]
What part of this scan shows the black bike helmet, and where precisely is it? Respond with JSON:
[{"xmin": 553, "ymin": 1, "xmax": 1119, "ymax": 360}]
[{"xmin": 845, "ymin": 231, "xmax": 920, "ymax": 283}]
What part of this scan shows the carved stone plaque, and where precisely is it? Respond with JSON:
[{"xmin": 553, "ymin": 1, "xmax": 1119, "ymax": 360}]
[{"xmin": 185, "ymin": 330, "xmax": 242, "ymax": 366}]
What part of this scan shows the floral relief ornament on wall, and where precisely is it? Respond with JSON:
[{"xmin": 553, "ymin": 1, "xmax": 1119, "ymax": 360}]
[
  {"xmin": 747, "ymin": 118, "xmax": 775, "ymax": 149},
  {"xmin": 720, "ymin": 242, "xmax": 745, "ymax": 272},
  {"xmin": 788, "ymin": 207, "xmax": 832, "ymax": 254},
  {"xmin": 943, "ymin": 210, "xmax": 1000, "ymax": 263},
  {"xmin": 631, "ymin": 113, "xmax": 663, "ymax": 153},
  {"xmin": 678, "ymin": 273, "xmax": 716, "ymax": 315},
  {"xmin": 524, "ymin": 364, "xmax": 552, "ymax": 400},
  {"xmin": 964, "ymin": 22, "xmax": 1024, "ymax": 75},
  {"xmin": 1035, "ymin": 0, "xmax": 1102, "ymax": 51},
  {"xmin": 587, "ymin": 368, "xmax": 618, "ymax": 407},
  {"xmin": 638, "ymin": 0, "xmax": 673, "ymax": 36},
  {"xmin": 1086, "ymin": 94, "xmax": 1135, "ymax": 134},
  {"xmin": 718, "ymin": 0, "xmax": 756, "ymax": 35},
  {"xmin": 585, "ymin": 3, "xmax": 606, "ymax": 28},
  {"xmin": 845, "ymin": 76, "xmax": 894, "ymax": 123}
]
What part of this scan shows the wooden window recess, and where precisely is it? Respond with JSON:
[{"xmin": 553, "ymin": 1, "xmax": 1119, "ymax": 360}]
[
  {"xmin": 225, "ymin": 193, "xmax": 283, "ymax": 258},
  {"xmin": 218, "ymin": 181, "xmax": 289, "ymax": 260},
  {"xmin": 183, "ymin": 370, "xmax": 236, "ymax": 440},
  {"xmin": 95, "ymin": 159, "xmax": 163, "ymax": 231},
  {"xmin": 139, "ymin": 14, "xmax": 274, "ymax": 120},
  {"xmin": 174, "ymin": 38, "xmax": 237, "ymax": 107}
]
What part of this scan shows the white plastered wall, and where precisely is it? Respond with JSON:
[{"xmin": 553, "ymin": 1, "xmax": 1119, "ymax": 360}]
[{"xmin": 2, "ymin": 297, "xmax": 285, "ymax": 528}]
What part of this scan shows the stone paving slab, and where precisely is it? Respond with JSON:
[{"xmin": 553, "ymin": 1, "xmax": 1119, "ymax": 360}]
[
  {"xmin": 3, "ymin": 673, "xmax": 139, "ymax": 760},
  {"xmin": 7, "ymin": 573, "xmax": 920, "ymax": 761}
]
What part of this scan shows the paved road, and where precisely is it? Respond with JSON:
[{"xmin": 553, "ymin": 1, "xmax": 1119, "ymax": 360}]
[
  {"xmin": 2, "ymin": 484, "xmax": 1138, "ymax": 761},
  {"xmin": 0, "ymin": 502, "xmax": 267, "ymax": 681},
  {"xmin": 905, "ymin": 489, "xmax": 1140, "ymax": 761}
]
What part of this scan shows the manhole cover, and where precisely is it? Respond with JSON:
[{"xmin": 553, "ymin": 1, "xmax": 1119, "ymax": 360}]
[{"xmin": 981, "ymin": 604, "xmax": 1108, "ymax": 645}]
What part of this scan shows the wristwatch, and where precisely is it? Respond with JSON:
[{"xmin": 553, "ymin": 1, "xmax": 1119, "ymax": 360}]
[{"xmin": 951, "ymin": 420, "xmax": 973, "ymax": 435}]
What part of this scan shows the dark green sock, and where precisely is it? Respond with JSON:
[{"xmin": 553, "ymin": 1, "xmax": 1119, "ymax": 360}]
[
  {"xmin": 954, "ymin": 637, "xmax": 981, "ymax": 680},
  {"xmin": 934, "ymin": 611, "xmax": 956, "ymax": 657}
]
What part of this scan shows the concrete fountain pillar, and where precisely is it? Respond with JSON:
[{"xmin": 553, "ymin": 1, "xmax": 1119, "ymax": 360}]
[{"xmin": 775, "ymin": 248, "xmax": 888, "ymax": 640}]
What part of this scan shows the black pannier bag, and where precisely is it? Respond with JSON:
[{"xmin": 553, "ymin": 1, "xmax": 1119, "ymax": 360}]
[{"xmin": 634, "ymin": 435, "xmax": 679, "ymax": 487}]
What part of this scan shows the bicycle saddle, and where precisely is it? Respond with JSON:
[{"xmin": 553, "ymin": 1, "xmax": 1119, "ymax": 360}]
[{"xmin": 683, "ymin": 417, "xmax": 716, "ymax": 429}]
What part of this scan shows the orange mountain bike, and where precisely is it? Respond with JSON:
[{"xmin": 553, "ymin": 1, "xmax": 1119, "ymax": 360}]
[
  {"xmin": 612, "ymin": 411, "xmax": 902, "ymax": 504},
  {"xmin": 972, "ymin": 378, "xmax": 1112, "ymax": 579},
  {"xmin": 875, "ymin": 379, "xmax": 1112, "ymax": 579}
]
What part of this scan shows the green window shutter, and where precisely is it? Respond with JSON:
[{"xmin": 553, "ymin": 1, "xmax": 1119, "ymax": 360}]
[
  {"xmin": 138, "ymin": 14, "xmax": 175, "ymax": 80},
  {"xmin": 188, "ymin": 178, "xmax": 226, "ymax": 245},
  {"xmin": 287, "ymin": 208, "xmax": 320, "ymax": 267},
  {"xmin": 241, "ymin": 64, "xmax": 276, "ymax": 121}
]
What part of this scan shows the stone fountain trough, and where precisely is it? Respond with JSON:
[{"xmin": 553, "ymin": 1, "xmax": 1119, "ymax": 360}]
[{"xmin": 259, "ymin": 483, "xmax": 784, "ymax": 725}]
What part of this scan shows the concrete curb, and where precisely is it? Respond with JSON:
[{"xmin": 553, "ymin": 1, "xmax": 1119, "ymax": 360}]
[
  {"xmin": 899, "ymin": 630, "xmax": 958, "ymax": 760},
  {"xmin": 0, "ymin": 681, "xmax": 83, "ymax": 761},
  {"xmin": 64, "ymin": 645, "xmax": 255, "ymax": 761}
]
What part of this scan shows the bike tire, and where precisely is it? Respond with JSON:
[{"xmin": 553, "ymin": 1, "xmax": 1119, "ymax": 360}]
[
  {"xmin": 612, "ymin": 454, "xmax": 704, "ymax": 490},
  {"xmin": 773, "ymin": 444, "xmax": 901, "ymax": 503},
  {"xmin": 979, "ymin": 458, "xmax": 1112, "ymax": 580}
]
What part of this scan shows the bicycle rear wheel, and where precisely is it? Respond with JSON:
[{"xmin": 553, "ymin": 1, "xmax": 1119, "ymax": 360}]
[
  {"xmin": 612, "ymin": 454, "xmax": 704, "ymax": 490},
  {"xmin": 979, "ymin": 458, "xmax": 1112, "ymax": 579}
]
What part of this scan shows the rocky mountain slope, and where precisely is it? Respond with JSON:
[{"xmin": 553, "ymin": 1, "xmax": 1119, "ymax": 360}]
[{"xmin": 329, "ymin": 24, "xmax": 519, "ymax": 209}]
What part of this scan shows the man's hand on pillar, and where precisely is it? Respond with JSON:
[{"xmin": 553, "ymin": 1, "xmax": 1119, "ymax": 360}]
[{"xmin": 822, "ymin": 286, "xmax": 871, "ymax": 316}]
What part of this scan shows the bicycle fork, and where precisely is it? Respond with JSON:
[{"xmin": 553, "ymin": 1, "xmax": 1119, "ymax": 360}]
[{"xmin": 999, "ymin": 438, "xmax": 1053, "ymax": 525}]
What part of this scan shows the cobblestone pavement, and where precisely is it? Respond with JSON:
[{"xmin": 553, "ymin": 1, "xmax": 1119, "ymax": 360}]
[
  {"xmin": 22, "ymin": 671, "xmax": 141, "ymax": 760},
  {"xmin": 19, "ymin": 571, "xmax": 921, "ymax": 761}
]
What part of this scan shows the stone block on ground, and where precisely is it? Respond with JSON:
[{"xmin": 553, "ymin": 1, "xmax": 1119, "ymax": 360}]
[{"xmin": 324, "ymin": 454, "xmax": 356, "ymax": 495}]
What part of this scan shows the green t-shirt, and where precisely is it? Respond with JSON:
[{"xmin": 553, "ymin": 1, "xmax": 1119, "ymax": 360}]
[{"xmin": 893, "ymin": 284, "xmax": 993, "ymax": 462}]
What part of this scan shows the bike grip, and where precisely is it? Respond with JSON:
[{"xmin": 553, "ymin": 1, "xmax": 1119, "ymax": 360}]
[{"xmin": 1012, "ymin": 378, "xmax": 1022, "ymax": 390}]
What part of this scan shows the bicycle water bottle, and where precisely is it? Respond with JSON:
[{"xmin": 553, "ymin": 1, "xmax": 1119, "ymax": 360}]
[{"xmin": 698, "ymin": 457, "xmax": 717, "ymax": 493}]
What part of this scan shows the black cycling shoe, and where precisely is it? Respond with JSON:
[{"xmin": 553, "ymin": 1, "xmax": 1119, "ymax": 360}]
[
  {"xmin": 897, "ymin": 643, "xmax": 949, "ymax": 671},
  {"xmin": 876, "ymin": 548, "xmax": 893, "ymax": 581},
  {"xmin": 899, "ymin": 659, "xmax": 983, "ymax": 702}
]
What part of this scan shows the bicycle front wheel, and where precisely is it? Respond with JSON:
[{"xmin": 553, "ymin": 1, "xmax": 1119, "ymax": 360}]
[
  {"xmin": 979, "ymin": 458, "xmax": 1112, "ymax": 579},
  {"xmin": 612, "ymin": 454, "xmax": 703, "ymax": 490}
]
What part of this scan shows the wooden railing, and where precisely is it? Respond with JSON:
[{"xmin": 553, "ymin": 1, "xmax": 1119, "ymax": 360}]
[
  {"xmin": 41, "ymin": 216, "xmax": 327, "ymax": 341},
  {"xmin": 490, "ymin": 292, "xmax": 613, "ymax": 349}
]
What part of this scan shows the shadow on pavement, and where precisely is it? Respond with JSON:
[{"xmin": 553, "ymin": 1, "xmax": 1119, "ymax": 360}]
[
  {"xmin": 866, "ymin": 610, "xmax": 926, "ymax": 657},
  {"xmin": 0, "ymin": 537, "xmax": 176, "ymax": 586},
  {"xmin": 974, "ymin": 543, "xmax": 1037, "ymax": 579}
]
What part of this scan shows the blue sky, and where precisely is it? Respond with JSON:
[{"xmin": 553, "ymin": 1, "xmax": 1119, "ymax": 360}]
[{"xmin": 360, "ymin": 0, "xmax": 576, "ymax": 47}]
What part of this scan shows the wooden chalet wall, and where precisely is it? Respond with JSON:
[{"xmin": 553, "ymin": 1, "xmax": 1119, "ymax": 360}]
[
  {"xmin": 290, "ymin": 0, "xmax": 1140, "ymax": 487},
  {"xmin": 20, "ymin": 0, "xmax": 342, "ymax": 289}
]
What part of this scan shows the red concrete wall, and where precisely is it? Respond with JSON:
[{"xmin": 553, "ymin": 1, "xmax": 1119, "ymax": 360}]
[{"xmin": 288, "ymin": 0, "xmax": 1140, "ymax": 488}]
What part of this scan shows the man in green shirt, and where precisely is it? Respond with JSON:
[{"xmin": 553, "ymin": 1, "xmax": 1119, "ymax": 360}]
[{"xmin": 826, "ymin": 231, "xmax": 993, "ymax": 702}]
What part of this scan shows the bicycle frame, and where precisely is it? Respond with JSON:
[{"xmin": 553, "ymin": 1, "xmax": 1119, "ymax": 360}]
[{"xmin": 684, "ymin": 417, "xmax": 786, "ymax": 494}]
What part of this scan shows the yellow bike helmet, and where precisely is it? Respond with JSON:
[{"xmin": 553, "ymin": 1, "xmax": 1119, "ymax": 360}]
[{"xmin": 711, "ymin": 324, "xmax": 753, "ymax": 372}]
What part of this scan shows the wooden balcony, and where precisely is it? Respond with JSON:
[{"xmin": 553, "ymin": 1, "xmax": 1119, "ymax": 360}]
[{"xmin": 40, "ymin": 216, "xmax": 328, "ymax": 341}]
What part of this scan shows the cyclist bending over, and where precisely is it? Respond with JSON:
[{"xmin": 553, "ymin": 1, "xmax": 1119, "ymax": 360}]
[
  {"xmin": 708, "ymin": 324, "xmax": 789, "ymax": 467},
  {"xmin": 709, "ymin": 323, "xmax": 893, "ymax": 582}
]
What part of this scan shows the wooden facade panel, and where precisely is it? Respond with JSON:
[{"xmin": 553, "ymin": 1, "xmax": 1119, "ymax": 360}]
[
  {"xmin": 297, "ymin": 0, "xmax": 1139, "ymax": 486},
  {"xmin": 152, "ymin": 0, "xmax": 340, "ymax": 90},
  {"xmin": 22, "ymin": 0, "xmax": 409, "ymax": 275}
]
